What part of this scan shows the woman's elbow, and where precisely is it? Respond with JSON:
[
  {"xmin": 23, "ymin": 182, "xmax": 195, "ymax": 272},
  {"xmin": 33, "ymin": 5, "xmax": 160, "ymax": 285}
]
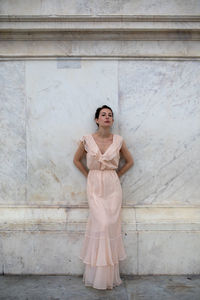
[
  {"xmin": 129, "ymin": 159, "xmax": 134, "ymax": 167},
  {"xmin": 73, "ymin": 158, "xmax": 78, "ymax": 166},
  {"xmin": 73, "ymin": 157, "xmax": 82, "ymax": 166}
]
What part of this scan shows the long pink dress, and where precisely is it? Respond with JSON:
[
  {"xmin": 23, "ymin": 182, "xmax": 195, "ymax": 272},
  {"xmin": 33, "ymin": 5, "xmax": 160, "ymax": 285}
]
[{"xmin": 78, "ymin": 133, "xmax": 127, "ymax": 290}]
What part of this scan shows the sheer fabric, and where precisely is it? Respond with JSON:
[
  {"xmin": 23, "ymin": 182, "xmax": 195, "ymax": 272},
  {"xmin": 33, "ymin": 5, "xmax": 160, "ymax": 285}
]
[{"xmin": 78, "ymin": 134, "xmax": 127, "ymax": 289}]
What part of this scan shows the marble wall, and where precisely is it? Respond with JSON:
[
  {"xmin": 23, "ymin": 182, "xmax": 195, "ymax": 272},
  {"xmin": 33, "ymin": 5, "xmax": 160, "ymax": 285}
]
[
  {"xmin": 0, "ymin": 62, "xmax": 26, "ymax": 206},
  {"xmin": 0, "ymin": 0, "xmax": 200, "ymax": 275},
  {"xmin": 119, "ymin": 60, "xmax": 200, "ymax": 206},
  {"xmin": 1, "ymin": 60, "xmax": 199, "ymax": 207},
  {"xmin": 0, "ymin": 58, "xmax": 200, "ymax": 275}
]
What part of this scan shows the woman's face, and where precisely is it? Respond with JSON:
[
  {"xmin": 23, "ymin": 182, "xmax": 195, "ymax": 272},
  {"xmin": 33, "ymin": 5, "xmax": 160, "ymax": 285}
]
[{"xmin": 96, "ymin": 108, "xmax": 114, "ymax": 128}]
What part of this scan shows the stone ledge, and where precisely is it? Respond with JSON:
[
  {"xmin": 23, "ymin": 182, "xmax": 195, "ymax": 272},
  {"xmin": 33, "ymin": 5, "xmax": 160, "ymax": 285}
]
[
  {"xmin": 1, "ymin": 56, "xmax": 200, "ymax": 61},
  {"xmin": 1, "ymin": 15, "xmax": 200, "ymax": 21},
  {"xmin": 0, "ymin": 15, "xmax": 200, "ymax": 41},
  {"xmin": 1, "ymin": 30, "xmax": 200, "ymax": 41},
  {"xmin": 0, "ymin": 204, "xmax": 200, "ymax": 208},
  {"xmin": 0, "ymin": 206, "xmax": 200, "ymax": 231},
  {"xmin": 1, "ymin": 15, "xmax": 200, "ymax": 41},
  {"xmin": 1, "ymin": 14, "xmax": 200, "ymax": 57},
  {"xmin": 1, "ymin": 15, "xmax": 200, "ymax": 29}
]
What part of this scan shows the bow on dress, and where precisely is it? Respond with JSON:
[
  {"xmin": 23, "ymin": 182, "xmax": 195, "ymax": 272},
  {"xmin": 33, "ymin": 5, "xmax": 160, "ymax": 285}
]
[{"xmin": 89, "ymin": 138, "xmax": 120, "ymax": 171}]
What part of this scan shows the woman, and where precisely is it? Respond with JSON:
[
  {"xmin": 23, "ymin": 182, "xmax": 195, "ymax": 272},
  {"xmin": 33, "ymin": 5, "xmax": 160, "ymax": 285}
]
[{"xmin": 73, "ymin": 105, "xmax": 134, "ymax": 290}]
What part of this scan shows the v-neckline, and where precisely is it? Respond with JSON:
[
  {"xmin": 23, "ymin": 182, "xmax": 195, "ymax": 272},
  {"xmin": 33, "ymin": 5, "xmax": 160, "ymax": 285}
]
[{"xmin": 90, "ymin": 133, "xmax": 115, "ymax": 156}]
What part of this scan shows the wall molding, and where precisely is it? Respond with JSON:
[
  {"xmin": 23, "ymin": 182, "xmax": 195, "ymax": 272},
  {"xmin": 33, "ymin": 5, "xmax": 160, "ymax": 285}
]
[
  {"xmin": 1, "ymin": 15, "xmax": 200, "ymax": 41},
  {"xmin": 0, "ymin": 204, "xmax": 200, "ymax": 208},
  {"xmin": 1, "ymin": 206, "xmax": 200, "ymax": 232},
  {"xmin": 1, "ymin": 14, "xmax": 200, "ymax": 57},
  {"xmin": 1, "ymin": 30, "xmax": 200, "ymax": 41},
  {"xmin": 1, "ymin": 56, "xmax": 200, "ymax": 61},
  {"xmin": 1, "ymin": 15, "xmax": 200, "ymax": 22},
  {"xmin": 0, "ymin": 40, "xmax": 200, "ymax": 58}
]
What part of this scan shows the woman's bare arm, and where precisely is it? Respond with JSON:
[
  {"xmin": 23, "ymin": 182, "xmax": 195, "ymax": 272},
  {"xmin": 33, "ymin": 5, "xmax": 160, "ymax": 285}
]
[
  {"xmin": 73, "ymin": 142, "xmax": 89, "ymax": 178},
  {"xmin": 116, "ymin": 141, "xmax": 134, "ymax": 177}
]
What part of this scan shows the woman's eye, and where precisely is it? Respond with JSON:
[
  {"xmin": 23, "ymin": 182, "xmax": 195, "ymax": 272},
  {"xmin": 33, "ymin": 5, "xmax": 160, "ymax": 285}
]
[{"xmin": 101, "ymin": 114, "xmax": 112, "ymax": 117}]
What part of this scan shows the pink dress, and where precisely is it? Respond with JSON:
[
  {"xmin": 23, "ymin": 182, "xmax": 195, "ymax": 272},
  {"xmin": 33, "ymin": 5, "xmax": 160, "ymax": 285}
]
[{"xmin": 78, "ymin": 133, "xmax": 127, "ymax": 290}]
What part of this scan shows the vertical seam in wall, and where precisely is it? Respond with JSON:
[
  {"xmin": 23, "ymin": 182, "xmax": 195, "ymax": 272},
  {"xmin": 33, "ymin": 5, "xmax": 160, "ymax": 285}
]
[
  {"xmin": 117, "ymin": 59, "xmax": 121, "ymax": 133},
  {"xmin": 24, "ymin": 60, "xmax": 27, "ymax": 204},
  {"xmin": 0, "ymin": 223, "xmax": 5, "ymax": 274},
  {"xmin": 1, "ymin": 243, "xmax": 5, "ymax": 275},
  {"xmin": 134, "ymin": 207, "xmax": 139, "ymax": 275}
]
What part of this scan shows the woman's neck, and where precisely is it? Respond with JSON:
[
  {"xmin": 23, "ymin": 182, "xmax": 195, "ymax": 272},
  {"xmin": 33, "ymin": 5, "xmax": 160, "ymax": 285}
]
[{"xmin": 96, "ymin": 127, "xmax": 111, "ymax": 138}]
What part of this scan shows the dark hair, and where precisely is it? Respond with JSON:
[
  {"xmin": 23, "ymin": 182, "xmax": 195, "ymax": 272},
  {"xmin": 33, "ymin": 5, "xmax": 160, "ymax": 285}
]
[{"xmin": 94, "ymin": 105, "xmax": 114, "ymax": 127}]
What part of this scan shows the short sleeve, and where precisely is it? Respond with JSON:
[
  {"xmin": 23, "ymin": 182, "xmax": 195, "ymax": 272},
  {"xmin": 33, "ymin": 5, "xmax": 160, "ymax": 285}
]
[{"xmin": 79, "ymin": 135, "xmax": 88, "ymax": 152}]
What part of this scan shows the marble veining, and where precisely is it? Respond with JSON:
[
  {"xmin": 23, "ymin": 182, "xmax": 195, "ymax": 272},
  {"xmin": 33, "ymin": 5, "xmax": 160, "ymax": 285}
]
[
  {"xmin": 119, "ymin": 60, "xmax": 200, "ymax": 205},
  {"xmin": 26, "ymin": 60, "xmax": 118, "ymax": 205},
  {"xmin": 1, "ymin": 59, "xmax": 199, "ymax": 207},
  {"xmin": 0, "ymin": 61, "xmax": 26, "ymax": 205}
]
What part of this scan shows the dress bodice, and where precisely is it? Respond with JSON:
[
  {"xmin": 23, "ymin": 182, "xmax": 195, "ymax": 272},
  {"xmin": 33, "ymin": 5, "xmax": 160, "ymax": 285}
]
[{"xmin": 79, "ymin": 134, "xmax": 123, "ymax": 171}]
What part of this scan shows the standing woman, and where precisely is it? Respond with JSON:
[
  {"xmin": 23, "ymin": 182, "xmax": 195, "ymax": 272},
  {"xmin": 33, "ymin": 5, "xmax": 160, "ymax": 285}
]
[{"xmin": 73, "ymin": 105, "xmax": 134, "ymax": 290}]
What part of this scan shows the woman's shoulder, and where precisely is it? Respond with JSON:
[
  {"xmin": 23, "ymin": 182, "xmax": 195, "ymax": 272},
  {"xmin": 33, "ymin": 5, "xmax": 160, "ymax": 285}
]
[
  {"xmin": 114, "ymin": 133, "xmax": 123, "ymax": 140},
  {"xmin": 80, "ymin": 133, "xmax": 91, "ymax": 139},
  {"xmin": 114, "ymin": 134, "xmax": 124, "ymax": 149},
  {"xmin": 79, "ymin": 133, "xmax": 89, "ymax": 144},
  {"xmin": 79, "ymin": 133, "xmax": 91, "ymax": 152}
]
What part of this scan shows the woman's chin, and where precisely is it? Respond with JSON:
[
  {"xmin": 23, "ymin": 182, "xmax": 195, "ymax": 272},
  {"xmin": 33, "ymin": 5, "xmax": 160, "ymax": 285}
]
[{"xmin": 102, "ymin": 124, "xmax": 112, "ymax": 128}]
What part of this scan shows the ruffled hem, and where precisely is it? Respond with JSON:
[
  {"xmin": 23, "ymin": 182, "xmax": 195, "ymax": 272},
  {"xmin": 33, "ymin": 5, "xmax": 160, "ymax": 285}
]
[
  {"xmin": 82, "ymin": 263, "xmax": 123, "ymax": 290},
  {"xmin": 79, "ymin": 233, "xmax": 127, "ymax": 266}
]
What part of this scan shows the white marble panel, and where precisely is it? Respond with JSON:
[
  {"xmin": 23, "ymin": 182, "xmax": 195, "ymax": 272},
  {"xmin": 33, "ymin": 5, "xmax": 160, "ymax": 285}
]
[
  {"xmin": 0, "ymin": 61, "xmax": 26, "ymax": 205},
  {"xmin": 2, "ymin": 231, "xmax": 83, "ymax": 274},
  {"xmin": 3, "ymin": 228, "xmax": 200, "ymax": 275},
  {"xmin": 121, "ymin": 231, "xmax": 138, "ymax": 275},
  {"xmin": 119, "ymin": 60, "xmax": 200, "ymax": 205},
  {"xmin": 26, "ymin": 59, "xmax": 119, "ymax": 205},
  {"xmin": 0, "ymin": 229, "xmax": 134, "ymax": 275},
  {"xmin": 138, "ymin": 231, "xmax": 200, "ymax": 274}
]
